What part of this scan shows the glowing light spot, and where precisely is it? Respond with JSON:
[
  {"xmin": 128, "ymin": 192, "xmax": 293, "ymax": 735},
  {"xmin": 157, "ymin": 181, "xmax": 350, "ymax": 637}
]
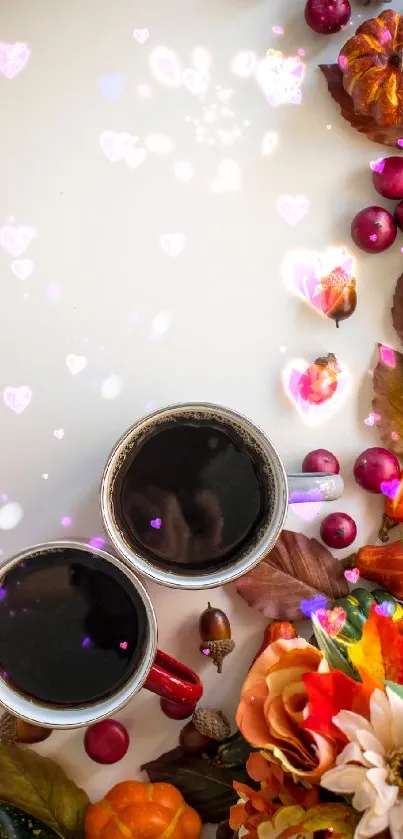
[
  {"xmin": 256, "ymin": 50, "xmax": 305, "ymax": 108},
  {"xmin": 398, "ymin": 139, "xmax": 403, "ymax": 149},
  {"xmin": 231, "ymin": 51, "xmax": 257, "ymax": 78},
  {"xmin": 46, "ymin": 283, "xmax": 61, "ymax": 300},
  {"xmin": 0, "ymin": 589, "xmax": 6, "ymax": 602},
  {"xmin": 89, "ymin": 536, "xmax": 105, "ymax": 549},
  {"xmin": 300, "ymin": 594, "xmax": 327, "ymax": 618},
  {"xmin": 11, "ymin": 259, "xmax": 33, "ymax": 280},
  {"xmin": 137, "ymin": 83, "xmax": 152, "ymax": 97},
  {"xmin": 0, "ymin": 42, "xmax": 30, "ymax": 79},
  {"xmin": 282, "ymin": 356, "xmax": 351, "ymax": 427},
  {"xmin": 202, "ymin": 648, "xmax": 211, "ymax": 656},
  {"xmin": 279, "ymin": 345, "xmax": 287, "ymax": 353},
  {"xmin": 97, "ymin": 73, "xmax": 126, "ymax": 100},
  {"xmin": 392, "ymin": 431, "xmax": 399, "ymax": 441},
  {"xmin": 150, "ymin": 311, "xmax": 171, "ymax": 340},
  {"xmin": 150, "ymin": 517, "xmax": 162, "ymax": 529},
  {"xmin": 53, "ymin": 428, "xmax": 65, "ymax": 439},
  {"xmin": 282, "ymin": 247, "xmax": 354, "ymax": 316},
  {"xmin": 183, "ymin": 67, "xmax": 209, "ymax": 95},
  {"xmin": 344, "ymin": 568, "xmax": 360, "ymax": 584},
  {"xmin": 381, "ymin": 478, "xmax": 401, "ymax": 499},
  {"xmin": 66, "ymin": 354, "xmax": 87, "ymax": 375},
  {"xmin": 192, "ymin": 47, "xmax": 211, "ymax": 73},
  {"xmin": 211, "ymin": 159, "xmax": 241, "ymax": 193},
  {"xmin": 379, "ymin": 345, "xmax": 396, "ymax": 368},
  {"xmin": 149, "ymin": 47, "xmax": 182, "ymax": 87},
  {"xmin": 174, "ymin": 161, "xmax": 194, "ymax": 182},
  {"xmin": 159, "ymin": 232, "xmax": 186, "ymax": 257},
  {"xmin": 0, "ymin": 502, "xmax": 23, "ymax": 531},
  {"xmin": 0, "ymin": 224, "xmax": 36, "ymax": 257},
  {"xmin": 133, "ymin": 28, "xmax": 149, "ymax": 44},
  {"xmin": 370, "ymin": 158, "xmax": 385, "ymax": 173},
  {"xmin": 277, "ymin": 194, "xmax": 309, "ymax": 226},
  {"xmin": 42, "ymin": 473, "xmax": 49, "ymax": 480},
  {"xmin": 272, "ymin": 25, "xmax": 284, "ymax": 35},
  {"xmin": 298, "ymin": 48, "xmax": 305, "ymax": 57},
  {"xmin": 261, "ymin": 131, "xmax": 278, "ymax": 156},
  {"xmin": 119, "ymin": 641, "xmax": 128, "ymax": 650},
  {"xmin": 145, "ymin": 133, "xmax": 174, "ymax": 155},
  {"xmin": 316, "ymin": 606, "xmax": 346, "ymax": 636},
  {"xmin": 364, "ymin": 411, "xmax": 380, "ymax": 427},
  {"xmin": 375, "ymin": 601, "xmax": 395, "ymax": 617},
  {"xmin": 99, "ymin": 131, "xmax": 147, "ymax": 169},
  {"xmin": 289, "ymin": 501, "xmax": 321, "ymax": 522},
  {"xmin": 61, "ymin": 516, "xmax": 72, "ymax": 528},
  {"xmin": 326, "ymin": 124, "xmax": 331, "ymax": 130},
  {"xmin": 369, "ymin": 233, "xmax": 377, "ymax": 242},
  {"xmin": 3, "ymin": 386, "xmax": 32, "ymax": 414},
  {"xmin": 100, "ymin": 375, "xmax": 124, "ymax": 400},
  {"xmin": 82, "ymin": 637, "xmax": 91, "ymax": 648}
]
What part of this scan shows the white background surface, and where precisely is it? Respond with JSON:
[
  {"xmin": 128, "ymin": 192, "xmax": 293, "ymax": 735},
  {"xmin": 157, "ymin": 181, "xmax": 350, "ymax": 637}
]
[{"xmin": 1, "ymin": 0, "xmax": 402, "ymax": 818}]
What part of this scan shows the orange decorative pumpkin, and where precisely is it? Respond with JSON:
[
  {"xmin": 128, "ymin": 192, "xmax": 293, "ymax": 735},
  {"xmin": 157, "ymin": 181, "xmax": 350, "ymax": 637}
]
[
  {"xmin": 339, "ymin": 9, "xmax": 403, "ymax": 125},
  {"xmin": 85, "ymin": 781, "xmax": 202, "ymax": 839}
]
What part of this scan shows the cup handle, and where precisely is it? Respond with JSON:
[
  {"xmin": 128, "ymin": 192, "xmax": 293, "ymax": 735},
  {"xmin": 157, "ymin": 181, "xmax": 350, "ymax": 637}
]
[
  {"xmin": 144, "ymin": 649, "xmax": 203, "ymax": 709},
  {"xmin": 287, "ymin": 472, "xmax": 344, "ymax": 504}
]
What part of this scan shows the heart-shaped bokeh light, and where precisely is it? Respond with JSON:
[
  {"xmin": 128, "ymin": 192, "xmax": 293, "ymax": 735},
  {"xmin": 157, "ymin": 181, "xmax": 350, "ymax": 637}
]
[
  {"xmin": 282, "ymin": 356, "xmax": 351, "ymax": 427},
  {"xmin": 282, "ymin": 246, "xmax": 354, "ymax": 318}
]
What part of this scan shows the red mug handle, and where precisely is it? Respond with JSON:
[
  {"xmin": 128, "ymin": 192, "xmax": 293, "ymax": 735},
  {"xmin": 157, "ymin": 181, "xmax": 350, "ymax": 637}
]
[{"xmin": 144, "ymin": 649, "xmax": 203, "ymax": 710}]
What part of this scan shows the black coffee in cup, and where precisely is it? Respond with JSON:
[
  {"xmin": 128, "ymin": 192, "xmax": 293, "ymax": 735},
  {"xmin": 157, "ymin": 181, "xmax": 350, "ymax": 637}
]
[
  {"xmin": 112, "ymin": 413, "xmax": 275, "ymax": 571},
  {"xmin": 0, "ymin": 547, "xmax": 148, "ymax": 706}
]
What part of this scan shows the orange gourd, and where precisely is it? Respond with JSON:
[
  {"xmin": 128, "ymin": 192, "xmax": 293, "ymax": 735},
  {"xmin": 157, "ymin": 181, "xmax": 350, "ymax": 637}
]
[
  {"xmin": 353, "ymin": 541, "xmax": 403, "ymax": 599},
  {"xmin": 85, "ymin": 781, "xmax": 202, "ymax": 839},
  {"xmin": 339, "ymin": 9, "xmax": 403, "ymax": 126}
]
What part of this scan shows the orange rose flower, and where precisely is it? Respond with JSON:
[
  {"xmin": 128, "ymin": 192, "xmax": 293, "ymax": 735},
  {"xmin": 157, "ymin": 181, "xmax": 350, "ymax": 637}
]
[{"xmin": 236, "ymin": 637, "xmax": 336, "ymax": 783}]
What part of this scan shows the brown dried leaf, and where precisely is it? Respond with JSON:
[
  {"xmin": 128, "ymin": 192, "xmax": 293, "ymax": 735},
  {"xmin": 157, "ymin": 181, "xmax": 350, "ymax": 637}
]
[
  {"xmin": 235, "ymin": 530, "xmax": 348, "ymax": 621},
  {"xmin": 319, "ymin": 64, "xmax": 403, "ymax": 149},
  {"xmin": 392, "ymin": 274, "xmax": 403, "ymax": 346},
  {"xmin": 372, "ymin": 343, "xmax": 403, "ymax": 457}
]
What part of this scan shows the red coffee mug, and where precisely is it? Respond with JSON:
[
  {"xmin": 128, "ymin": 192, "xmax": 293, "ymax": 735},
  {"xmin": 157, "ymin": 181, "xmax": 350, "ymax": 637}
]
[{"xmin": 0, "ymin": 540, "xmax": 203, "ymax": 729}]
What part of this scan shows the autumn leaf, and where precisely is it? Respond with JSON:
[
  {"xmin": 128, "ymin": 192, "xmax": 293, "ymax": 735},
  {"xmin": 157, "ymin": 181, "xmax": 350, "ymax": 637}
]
[
  {"xmin": 392, "ymin": 274, "xmax": 403, "ymax": 346},
  {"xmin": 319, "ymin": 64, "xmax": 403, "ymax": 149},
  {"xmin": 348, "ymin": 605, "xmax": 403, "ymax": 688},
  {"xmin": 273, "ymin": 803, "xmax": 359, "ymax": 839},
  {"xmin": 236, "ymin": 530, "xmax": 348, "ymax": 620},
  {"xmin": 372, "ymin": 343, "xmax": 403, "ymax": 456}
]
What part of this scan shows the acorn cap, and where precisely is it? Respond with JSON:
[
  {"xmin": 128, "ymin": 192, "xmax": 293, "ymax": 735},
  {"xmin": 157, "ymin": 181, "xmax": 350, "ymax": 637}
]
[
  {"xmin": 200, "ymin": 638, "xmax": 235, "ymax": 673},
  {"xmin": 192, "ymin": 708, "xmax": 231, "ymax": 741}
]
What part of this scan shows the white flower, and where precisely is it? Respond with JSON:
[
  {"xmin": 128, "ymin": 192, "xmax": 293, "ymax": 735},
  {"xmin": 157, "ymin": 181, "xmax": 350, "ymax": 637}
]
[{"xmin": 321, "ymin": 687, "xmax": 403, "ymax": 839}]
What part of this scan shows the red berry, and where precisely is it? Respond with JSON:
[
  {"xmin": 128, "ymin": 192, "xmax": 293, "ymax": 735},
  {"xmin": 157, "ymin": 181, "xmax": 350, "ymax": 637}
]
[
  {"xmin": 353, "ymin": 447, "xmax": 400, "ymax": 494},
  {"xmin": 395, "ymin": 200, "xmax": 403, "ymax": 232},
  {"xmin": 351, "ymin": 206, "xmax": 397, "ymax": 253},
  {"xmin": 372, "ymin": 157, "xmax": 403, "ymax": 200},
  {"xmin": 304, "ymin": 0, "xmax": 351, "ymax": 34},
  {"xmin": 302, "ymin": 449, "xmax": 340, "ymax": 474},
  {"xmin": 320, "ymin": 512, "xmax": 357, "ymax": 549},
  {"xmin": 160, "ymin": 698, "xmax": 197, "ymax": 720},
  {"xmin": 84, "ymin": 719, "xmax": 129, "ymax": 764}
]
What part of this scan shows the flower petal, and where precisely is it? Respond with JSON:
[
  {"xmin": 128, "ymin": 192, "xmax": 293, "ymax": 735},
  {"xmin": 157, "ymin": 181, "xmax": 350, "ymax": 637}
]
[
  {"xmin": 389, "ymin": 801, "xmax": 403, "ymax": 839},
  {"xmin": 367, "ymin": 767, "xmax": 398, "ymax": 814},
  {"xmin": 370, "ymin": 688, "xmax": 394, "ymax": 753},
  {"xmin": 321, "ymin": 764, "xmax": 367, "ymax": 794},
  {"xmin": 356, "ymin": 729, "xmax": 385, "ymax": 756},
  {"xmin": 387, "ymin": 686, "xmax": 403, "ymax": 748},
  {"xmin": 353, "ymin": 778, "xmax": 377, "ymax": 813},
  {"xmin": 356, "ymin": 807, "xmax": 389, "ymax": 839},
  {"xmin": 332, "ymin": 710, "xmax": 373, "ymax": 743},
  {"xmin": 336, "ymin": 741, "xmax": 366, "ymax": 766},
  {"xmin": 362, "ymin": 750, "xmax": 384, "ymax": 768},
  {"xmin": 236, "ymin": 682, "xmax": 271, "ymax": 747}
]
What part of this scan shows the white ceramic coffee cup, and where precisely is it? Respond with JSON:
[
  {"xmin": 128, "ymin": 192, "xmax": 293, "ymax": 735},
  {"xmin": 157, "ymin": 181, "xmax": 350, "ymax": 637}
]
[{"xmin": 100, "ymin": 403, "xmax": 343, "ymax": 590}]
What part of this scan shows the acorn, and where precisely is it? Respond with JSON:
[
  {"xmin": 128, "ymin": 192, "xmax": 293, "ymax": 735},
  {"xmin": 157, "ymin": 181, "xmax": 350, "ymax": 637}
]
[
  {"xmin": 199, "ymin": 603, "xmax": 235, "ymax": 673},
  {"xmin": 0, "ymin": 712, "xmax": 52, "ymax": 744},
  {"xmin": 320, "ymin": 268, "xmax": 357, "ymax": 328},
  {"xmin": 180, "ymin": 708, "xmax": 231, "ymax": 754}
]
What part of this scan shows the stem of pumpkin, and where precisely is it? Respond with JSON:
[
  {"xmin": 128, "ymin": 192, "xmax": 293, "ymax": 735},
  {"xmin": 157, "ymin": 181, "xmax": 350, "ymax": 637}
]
[{"xmin": 389, "ymin": 49, "xmax": 403, "ymax": 70}]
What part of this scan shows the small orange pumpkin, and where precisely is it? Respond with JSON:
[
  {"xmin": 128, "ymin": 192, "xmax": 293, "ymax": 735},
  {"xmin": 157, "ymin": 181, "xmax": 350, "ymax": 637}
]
[
  {"xmin": 339, "ymin": 9, "xmax": 403, "ymax": 125},
  {"xmin": 85, "ymin": 781, "xmax": 202, "ymax": 839}
]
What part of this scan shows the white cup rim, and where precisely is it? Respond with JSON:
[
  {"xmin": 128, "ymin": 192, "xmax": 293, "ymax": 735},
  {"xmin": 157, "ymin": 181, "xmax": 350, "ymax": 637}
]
[
  {"xmin": 0, "ymin": 540, "xmax": 157, "ymax": 728},
  {"xmin": 100, "ymin": 402, "xmax": 288, "ymax": 590}
]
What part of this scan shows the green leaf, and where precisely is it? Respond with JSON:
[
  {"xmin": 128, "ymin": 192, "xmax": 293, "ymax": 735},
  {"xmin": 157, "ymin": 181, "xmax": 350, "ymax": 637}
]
[
  {"xmin": 385, "ymin": 680, "xmax": 403, "ymax": 700},
  {"xmin": 216, "ymin": 732, "xmax": 254, "ymax": 768},
  {"xmin": 142, "ymin": 747, "xmax": 252, "ymax": 824},
  {"xmin": 0, "ymin": 745, "xmax": 89, "ymax": 839},
  {"xmin": 312, "ymin": 615, "xmax": 360, "ymax": 681}
]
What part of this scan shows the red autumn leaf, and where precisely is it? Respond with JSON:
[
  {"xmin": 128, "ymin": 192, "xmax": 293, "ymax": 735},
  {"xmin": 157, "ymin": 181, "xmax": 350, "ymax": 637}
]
[
  {"xmin": 319, "ymin": 64, "xmax": 403, "ymax": 149},
  {"xmin": 236, "ymin": 530, "xmax": 348, "ymax": 620},
  {"xmin": 372, "ymin": 343, "xmax": 403, "ymax": 457},
  {"xmin": 301, "ymin": 670, "xmax": 371, "ymax": 745},
  {"xmin": 348, "ymin": 604, "xmax": 403, "ymax": 686}
]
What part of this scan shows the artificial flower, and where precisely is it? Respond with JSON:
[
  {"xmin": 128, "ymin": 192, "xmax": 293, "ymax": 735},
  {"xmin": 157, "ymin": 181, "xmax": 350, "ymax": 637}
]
[
  {"xmin": 236, "ymin": 637, "xmax": 337, "ymax": 782},
  {"xmin": 257, "ymin": 803, "xmax": 358, "ymax": 839},
  {"xmin": 321, "ymin": 686, "xmax": 403, "ymax": 839},
  {"xmin": 302, "ymin": 670, "xmax": 371, "ymax": 745},
  {"xmin": 347, "ymin": 605, "xmax": 403, "ymax": 691}
]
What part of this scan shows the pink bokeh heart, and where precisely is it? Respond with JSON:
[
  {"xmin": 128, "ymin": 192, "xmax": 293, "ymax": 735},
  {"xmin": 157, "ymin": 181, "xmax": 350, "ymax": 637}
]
[
  {"xmin": 282, "ymin": 247, "xmax": 354, "ymax": 316},
  {"xmin": 282, "ymin": 356, "xmax": 350, "ymax": 427},
  {"xmin": 0, "ymin": 42, "xmax": 30, "ymax": 79}
]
